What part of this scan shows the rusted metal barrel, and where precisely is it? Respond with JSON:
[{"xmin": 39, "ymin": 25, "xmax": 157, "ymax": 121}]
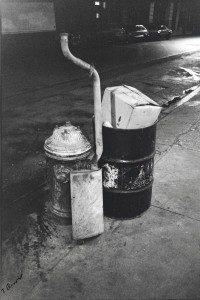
[{"xmin": 99, "ymin": 122, "xmax": 157, "ymax": 218}]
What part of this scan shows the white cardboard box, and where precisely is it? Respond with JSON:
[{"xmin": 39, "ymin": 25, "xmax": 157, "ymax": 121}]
[{"xmin": 102, "ymin": 85, "xmax": 162, "ymax": 129}]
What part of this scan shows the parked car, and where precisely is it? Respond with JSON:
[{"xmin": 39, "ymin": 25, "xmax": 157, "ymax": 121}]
[
  {"xmin": 127, "ymin": 25, "xmax": 149, "ymax": 42},
  {"xmin": 96, "ymin": 23, "xmax": 128, "ymax": 45},
  {"xmin": 148, "ymin": 24, "xmax": 172, "ymax": 40}
]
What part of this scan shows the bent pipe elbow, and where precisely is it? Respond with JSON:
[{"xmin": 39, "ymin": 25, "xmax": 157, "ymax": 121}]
[{"xmin": 60, "ymin": 33, "xmax": 102, "ymax": 160}]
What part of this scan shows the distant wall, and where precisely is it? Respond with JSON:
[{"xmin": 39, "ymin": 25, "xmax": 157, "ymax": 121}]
[
  {"xmin": 1, "ymin": 1, "xmax": 56, "ymax": 34},
  {"xmin": 2, "ymin": 0, "xmax": 56, "ymax": 61},
  {"xmin": 2, "ymin": 0, "xmax": 94, "ymax": 62},
  {"xmin": 106, "ymin": 0, "xmax": 200, "ymax": 33}
]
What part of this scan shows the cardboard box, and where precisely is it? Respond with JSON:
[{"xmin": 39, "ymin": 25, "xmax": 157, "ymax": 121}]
[{"xmin": 102, "ymin": 85, "xmax": 162, "ymax": 129}]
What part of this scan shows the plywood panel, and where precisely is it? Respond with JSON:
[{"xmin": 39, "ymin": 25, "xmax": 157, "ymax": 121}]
[{"xmin": 70, "ymin": 169, "xmax": 104, "ymax": 240}]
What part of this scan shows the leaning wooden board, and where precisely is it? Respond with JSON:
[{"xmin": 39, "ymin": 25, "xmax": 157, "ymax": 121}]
[{"xmin": 70, "ymin": 169, "xmax": 104, "ymax": 240}]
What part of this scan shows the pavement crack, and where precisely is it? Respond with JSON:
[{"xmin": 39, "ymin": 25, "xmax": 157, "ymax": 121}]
[
  {"xmin": 151, "ymin": 204, "xmax": 200, "ymax": 222},
  {"xmin": 24, "ymin": 242, "xmax": 76, "ymax": 298},
  {"xmin": 155, "ymin": 117, "xmax": 200, "ymax": 165},
  {"xmin": 109, "ymin": 219, "xmax": 122, "ymax": 233},
  {"xmin": 172, "ymin": 118, "xmax": 200, "ymax": 146}
]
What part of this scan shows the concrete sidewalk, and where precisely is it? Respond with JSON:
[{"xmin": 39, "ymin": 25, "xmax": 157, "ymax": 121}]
[{"xmin": 2, "ymin": 92, "xmax": 200, "ymax": 300}]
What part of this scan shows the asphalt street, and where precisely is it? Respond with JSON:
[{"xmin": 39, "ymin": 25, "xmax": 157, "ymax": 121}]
[{"xmin": 2, "ymin": 36, "xmax": 200, "ymax": 97}]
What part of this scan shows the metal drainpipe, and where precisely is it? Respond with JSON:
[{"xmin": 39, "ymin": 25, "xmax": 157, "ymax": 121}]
[{"xmin": 60, "ymin": 33, "xmax": 103, "ymax": 160}]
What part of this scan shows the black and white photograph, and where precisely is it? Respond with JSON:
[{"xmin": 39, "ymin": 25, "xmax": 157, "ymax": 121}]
[{"xmin": 1, "ymin": 0, "xmax": 200, "ymax": 299}]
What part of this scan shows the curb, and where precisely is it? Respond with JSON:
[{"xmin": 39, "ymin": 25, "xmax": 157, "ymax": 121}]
[{"xmin": 161, "ymin": 85, "xmax": 200, "ymax": 117}]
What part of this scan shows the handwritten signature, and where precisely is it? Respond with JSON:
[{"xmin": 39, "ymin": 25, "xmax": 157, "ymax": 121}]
[{"xmin": 1, "ymin": 272, "xmax": 23, "ymax": 294}]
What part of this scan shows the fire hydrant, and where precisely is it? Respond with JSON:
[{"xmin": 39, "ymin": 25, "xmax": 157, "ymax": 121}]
[{"xmin": 44, "ymin": 122, "xmax": 93, "ymax": 219}]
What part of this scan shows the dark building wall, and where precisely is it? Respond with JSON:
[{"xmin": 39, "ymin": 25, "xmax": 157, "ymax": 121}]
[
  {"xmin": 2, "ymin": 0, "xmax": 200, "ymax": 62},
  {"xmin": 163, "ymin": 0, "xmax": 200, "ymax": 33},
  {"xmin": 106, "ymin": 0, "xmax": 150, "ymax": 26},
  {"xmin": 54, "ymin": 0, "xmax": 95, "ymax": 34},
  {"xmin": 2, "ymin": 0, "xmax": 56, "ymax": 61},
  {"xmin": 106, "ymin": 0, "xmax": 200, "ymax": 33},
  {"xmin": 148, "ymin": 0, "xmax": 200, "ymax": 32},
  {"xmin": 191, "ymin": 0, "xmax": 200, "ymax": 33},
  {"xmin": 2, "ymin": 0, "xmax": 94, "ymax": 61}
]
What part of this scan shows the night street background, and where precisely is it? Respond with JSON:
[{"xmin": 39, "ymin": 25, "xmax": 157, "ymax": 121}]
[{"xmin": 1, "ymin": 0, "xmax": 200, "ymax": 297}]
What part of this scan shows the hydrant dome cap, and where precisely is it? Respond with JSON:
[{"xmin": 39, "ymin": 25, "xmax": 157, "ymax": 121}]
[{"xmin": 44, "ymin": 122, "xmax": 92, "ymax": 159}]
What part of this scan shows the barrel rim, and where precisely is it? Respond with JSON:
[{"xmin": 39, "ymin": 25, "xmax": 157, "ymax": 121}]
[{"xmin": 102, "ymin": 120, "xmax": 158, "ymax": 132}]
